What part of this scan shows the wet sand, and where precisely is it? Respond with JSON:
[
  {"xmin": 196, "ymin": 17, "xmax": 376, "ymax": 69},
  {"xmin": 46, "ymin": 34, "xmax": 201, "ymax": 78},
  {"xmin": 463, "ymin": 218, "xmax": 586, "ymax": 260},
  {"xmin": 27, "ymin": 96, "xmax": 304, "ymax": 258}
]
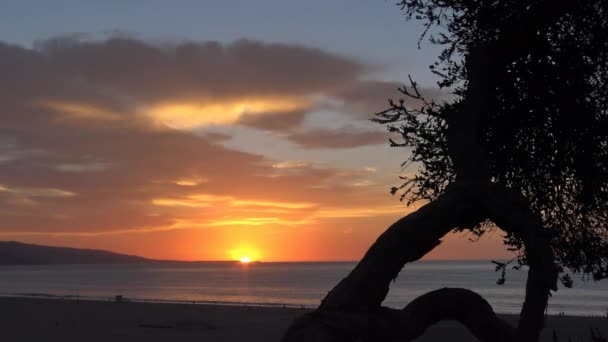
[{"xmin": 0, "ymin": 296, "xmax": 605, "ymax": 341}]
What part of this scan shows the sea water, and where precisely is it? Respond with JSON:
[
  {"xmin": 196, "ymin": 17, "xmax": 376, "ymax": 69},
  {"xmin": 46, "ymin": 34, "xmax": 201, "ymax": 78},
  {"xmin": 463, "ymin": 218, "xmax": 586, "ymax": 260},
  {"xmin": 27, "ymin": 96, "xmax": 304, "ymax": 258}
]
[{"xmin": 0, "ymin": 261, "xmax": 605, "ymax": 316}]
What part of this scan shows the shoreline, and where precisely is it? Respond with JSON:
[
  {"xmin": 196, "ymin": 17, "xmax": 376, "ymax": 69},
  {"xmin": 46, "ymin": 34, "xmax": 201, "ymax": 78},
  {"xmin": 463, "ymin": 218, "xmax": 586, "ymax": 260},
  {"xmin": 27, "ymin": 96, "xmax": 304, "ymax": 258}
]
[
  {"xmin": 0, "ymin": 296, "xmax": 605, "ymax": 341},
  {"xmin": 1, "ymin": 292, "xmax": 604, "ymax": 318},
  {"xmin": 0, "ymin": 293, "xmax": 310, "ymax": 309}
]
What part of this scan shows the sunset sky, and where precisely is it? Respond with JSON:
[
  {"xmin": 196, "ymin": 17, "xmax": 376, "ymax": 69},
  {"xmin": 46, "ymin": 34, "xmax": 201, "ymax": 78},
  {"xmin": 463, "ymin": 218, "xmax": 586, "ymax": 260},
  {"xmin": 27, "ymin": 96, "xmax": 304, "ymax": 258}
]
[{"xmin": 0, "ymin": 0, "xmax": 511, "ymax": 261}]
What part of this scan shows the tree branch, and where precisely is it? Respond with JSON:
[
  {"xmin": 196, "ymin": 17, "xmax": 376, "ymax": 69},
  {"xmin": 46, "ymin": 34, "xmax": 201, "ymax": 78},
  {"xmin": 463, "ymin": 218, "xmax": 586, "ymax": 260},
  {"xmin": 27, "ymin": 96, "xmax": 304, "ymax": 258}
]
[
  {"xmin": 318, "ymin": 182, "xmax": 485, "ymax": 313},
  {"xmin": 392, "ymin": 288, "xmax": 516, "ymax": 342},
  {"xmin": 282, "ymin": 288, "xmax": 516, "ymax": 342},
  {"xmin": 483, "ymin": 185, "xmax": 558, "ymax": 342}
]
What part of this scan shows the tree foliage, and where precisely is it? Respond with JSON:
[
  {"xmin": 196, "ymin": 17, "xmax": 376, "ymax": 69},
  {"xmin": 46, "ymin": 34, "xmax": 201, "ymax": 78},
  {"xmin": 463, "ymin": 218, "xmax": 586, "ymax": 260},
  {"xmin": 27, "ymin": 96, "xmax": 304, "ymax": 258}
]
[{"xmin": 374, "ymin": 0, "xmax": 608, "ymax": 280}]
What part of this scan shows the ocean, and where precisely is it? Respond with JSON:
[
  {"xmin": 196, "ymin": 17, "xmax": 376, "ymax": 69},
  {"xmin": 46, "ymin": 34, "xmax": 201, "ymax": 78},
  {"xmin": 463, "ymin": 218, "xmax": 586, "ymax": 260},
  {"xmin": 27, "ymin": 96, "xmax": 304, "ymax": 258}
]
[{"xmin": 0, "ymin": 261, "xmax": 606, "ymax": 316}]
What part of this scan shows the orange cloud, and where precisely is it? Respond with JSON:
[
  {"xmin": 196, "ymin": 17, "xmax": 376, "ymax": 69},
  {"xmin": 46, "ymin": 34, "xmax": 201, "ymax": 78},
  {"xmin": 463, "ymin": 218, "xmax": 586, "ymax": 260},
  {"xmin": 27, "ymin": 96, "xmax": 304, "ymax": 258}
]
[
  {"xmin": 230, "ymin": 199, "xmax": 317, "ymax": 210},
  {"xmin": 313, "ymin": 205, "xmax": 411, "ymax": 219},
  {"xmin": 145, "ymin": 97, "xmax": 310, "ymax": 129},
  {"xmin": 173, "ymin": 177, "xmax": 208, "ymax": 186},
  {"xmin": 151, "ymin": 194, "xmax": 233, "ymax": 208}
]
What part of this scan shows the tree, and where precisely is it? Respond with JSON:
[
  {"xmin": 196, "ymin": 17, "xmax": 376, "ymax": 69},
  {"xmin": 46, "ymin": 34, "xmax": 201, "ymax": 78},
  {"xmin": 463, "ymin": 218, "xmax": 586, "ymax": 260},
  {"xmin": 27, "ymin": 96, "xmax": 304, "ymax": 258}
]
[{"xmin": 282, "ymin": 1, "xmax": 608, "ymax": 341}]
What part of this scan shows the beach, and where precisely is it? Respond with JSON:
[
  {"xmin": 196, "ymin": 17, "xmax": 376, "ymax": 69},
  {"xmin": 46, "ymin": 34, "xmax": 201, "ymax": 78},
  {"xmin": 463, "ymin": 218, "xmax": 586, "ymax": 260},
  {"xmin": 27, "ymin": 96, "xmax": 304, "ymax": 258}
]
[{"xmin": 0, "ymin": 296, "xmax": 606, "ymax": 341}]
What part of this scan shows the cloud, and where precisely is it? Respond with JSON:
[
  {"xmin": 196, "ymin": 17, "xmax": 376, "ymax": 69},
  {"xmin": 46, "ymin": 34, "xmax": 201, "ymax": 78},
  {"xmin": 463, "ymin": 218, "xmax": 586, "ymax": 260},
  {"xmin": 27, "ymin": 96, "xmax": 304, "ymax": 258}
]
[
  {"xmin": 0, "ymin": 36, "xmax": 406, "ymax": 246},
  {"xmin": 338, "ymin": 80, "xmax": 403, "ymax": 111},
  {"xmin": 0, "ymin": 37, "xmax": 407, "ymax": 153},
  {"xmin": 230, "ymin": 199, "xmax": 317, "ymax": 210},
  {"xmin": 34, "ymin": 37, "xmax": 365, "ymax": 99},
  {"xmin": 172, "ymin": 177, "xmax": 209, "ymax": 186},
  {"xmin": 334, "ymin": 80, "xmax": 451, "ymax": 119},
  {"xmin": 1, "ymin": 37, "xmax": 371, "ymax": 131},
  {"xmin": 236, "ymin": 109, "xmax": 309, "ymax": 132},
  {"xmin": 229, "ymin": 79, "xmax": 448, "ymax": 149},
  {"xmin": 53, "ymin": 160, "xmax": 112, "ymax": 173},
  {"xmin": 144, "ymin": 97, "xmax": 310, "ymax": 129},
  {"xmin": 271, "ymin": 161, "xmax": 311, "ymax": 169},
  {"xmin": 0, "ymin": 184, "xmax": 76, "ymax": 200},
  {"xmin": 286, "ymin": 126, "xmax": 388, "ymax": 149}
]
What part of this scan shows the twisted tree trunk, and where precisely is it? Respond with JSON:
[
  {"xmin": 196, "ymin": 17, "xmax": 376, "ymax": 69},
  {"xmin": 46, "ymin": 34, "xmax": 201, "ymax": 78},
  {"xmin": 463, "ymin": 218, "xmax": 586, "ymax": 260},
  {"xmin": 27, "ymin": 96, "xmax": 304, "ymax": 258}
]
[
  {"xmin": 281, "ymin": 183, "xmax": 556, "ymax": 342},
  {"xmin": 281, "ymin": 183, "xmax": 487, "ymax": 342},
  {"xmin": 282, "ymin": 3, "xmax": 574, "ymax": 341}
]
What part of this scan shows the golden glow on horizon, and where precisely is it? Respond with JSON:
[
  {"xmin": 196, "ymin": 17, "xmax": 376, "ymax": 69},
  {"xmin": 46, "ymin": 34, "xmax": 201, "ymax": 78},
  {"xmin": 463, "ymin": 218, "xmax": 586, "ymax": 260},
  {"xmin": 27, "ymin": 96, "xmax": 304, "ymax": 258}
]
[
  {"xmin": 145, "ymin": 97, "xmax": 309, "ymax": 129},
  {"xmin": 10, "ymin": 98, "xmax": 491, "ymax": 262},
  {"xmin": 3, "ymin": 70, "xmax": 515, "ymax": 263}
]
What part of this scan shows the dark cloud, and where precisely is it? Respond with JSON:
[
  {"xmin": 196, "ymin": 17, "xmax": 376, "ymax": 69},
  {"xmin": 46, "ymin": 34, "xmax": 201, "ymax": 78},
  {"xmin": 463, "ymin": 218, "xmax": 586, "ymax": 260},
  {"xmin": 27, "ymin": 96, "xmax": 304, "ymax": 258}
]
[
  {"xmin": 335, "ymin": 80, "xmax": 450, "ymax": 118},
  {"xmin": 287, "ymin": 126, "xmax": 387, "ymax": 149},
  {"xmin": 339, "ymin": 80, "xmax": 403, "ymax": 110},
  {"xmin": 21, "ymin": 37, "xmax": 366, "ymax": 102},
  {"xmin": 236, "ymin": 109, "xmax": 308, "ymax": 132}
]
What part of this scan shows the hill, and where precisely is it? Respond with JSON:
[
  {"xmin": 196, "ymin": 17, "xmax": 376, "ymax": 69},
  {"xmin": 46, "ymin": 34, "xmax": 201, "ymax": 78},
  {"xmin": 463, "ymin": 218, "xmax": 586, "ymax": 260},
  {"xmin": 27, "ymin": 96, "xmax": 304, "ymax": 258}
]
[{"xmin": 0, "ymin": 241, "xmax": 152, "ymax": 265}]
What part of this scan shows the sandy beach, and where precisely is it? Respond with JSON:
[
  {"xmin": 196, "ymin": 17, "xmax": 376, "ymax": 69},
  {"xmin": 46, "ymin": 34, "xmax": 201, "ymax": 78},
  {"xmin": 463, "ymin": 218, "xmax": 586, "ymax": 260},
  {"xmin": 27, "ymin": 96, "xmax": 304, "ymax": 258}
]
[{"xmin": 0, "ymin": 296, "xmax": 605, "ymax": 341}]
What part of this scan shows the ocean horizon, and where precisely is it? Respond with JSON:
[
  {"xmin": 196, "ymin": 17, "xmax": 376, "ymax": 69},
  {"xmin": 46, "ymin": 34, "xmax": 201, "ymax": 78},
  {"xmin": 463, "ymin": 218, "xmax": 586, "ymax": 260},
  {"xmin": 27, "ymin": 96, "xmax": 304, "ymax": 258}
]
[{"xmin": 0, "ymin": 260, "xmax": 606, "ymax": 317}]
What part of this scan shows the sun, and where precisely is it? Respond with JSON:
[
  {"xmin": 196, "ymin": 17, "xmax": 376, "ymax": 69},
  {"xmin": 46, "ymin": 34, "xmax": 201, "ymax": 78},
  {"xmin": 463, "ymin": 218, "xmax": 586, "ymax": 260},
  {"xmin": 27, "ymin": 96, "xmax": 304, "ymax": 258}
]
[
  {"xmin": 229, "ymin": 246, "xmax": 260, "ymax": 263},
  {"xmin": 239, "ymin": 256, "xmax": 251, "ymax": 264}
]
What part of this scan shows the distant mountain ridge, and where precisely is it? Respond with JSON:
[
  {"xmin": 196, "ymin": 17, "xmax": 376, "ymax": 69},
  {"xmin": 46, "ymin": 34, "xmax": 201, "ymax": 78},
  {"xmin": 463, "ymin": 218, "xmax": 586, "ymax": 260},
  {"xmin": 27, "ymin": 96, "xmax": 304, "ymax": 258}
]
[{"xmin": 0, "ymin": 241, "xmax": 152, "ymax": 265}]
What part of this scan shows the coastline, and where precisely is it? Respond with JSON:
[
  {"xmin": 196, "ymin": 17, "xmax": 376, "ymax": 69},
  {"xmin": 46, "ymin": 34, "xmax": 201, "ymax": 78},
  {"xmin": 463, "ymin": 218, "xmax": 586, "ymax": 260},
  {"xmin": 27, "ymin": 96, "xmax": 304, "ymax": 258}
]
[
  {"xmin": 0, "ymin": 292, "xmax": 310, "ymax": 309},
  {"xmin": 0, "ymin": 295, "xmax": 605, "ymax": 341},
  {"xmin": 2, "ymin": 292, "xmax": 605, "ymax": 318}
]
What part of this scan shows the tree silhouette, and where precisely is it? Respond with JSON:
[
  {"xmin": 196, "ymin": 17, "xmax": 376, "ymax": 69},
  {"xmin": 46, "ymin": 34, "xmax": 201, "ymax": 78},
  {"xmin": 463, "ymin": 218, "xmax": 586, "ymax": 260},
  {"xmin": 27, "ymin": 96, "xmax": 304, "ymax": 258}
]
[{"xmin": 282, "ymin": 1, "xmax": 607, "ymax": 341}]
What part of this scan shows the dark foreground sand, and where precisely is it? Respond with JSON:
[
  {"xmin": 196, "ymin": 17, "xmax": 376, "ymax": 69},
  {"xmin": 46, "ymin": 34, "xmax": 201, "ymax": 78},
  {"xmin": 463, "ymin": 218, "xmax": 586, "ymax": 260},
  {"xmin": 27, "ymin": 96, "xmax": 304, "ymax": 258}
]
[{"xmin": 0, "ymin": 296, "xmax": 606, "ymax": 341}]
